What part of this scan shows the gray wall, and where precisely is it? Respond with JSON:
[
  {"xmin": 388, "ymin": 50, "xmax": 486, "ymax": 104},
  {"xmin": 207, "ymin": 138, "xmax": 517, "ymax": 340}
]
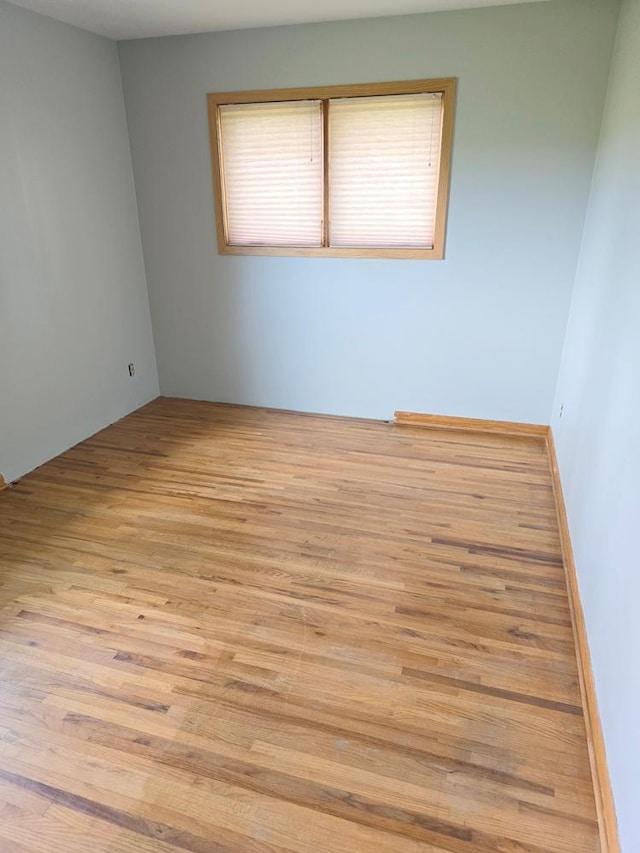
[
  {"xmin": 0, "ymin": 1, "xmax": 159, "ymax": 484},
  {"xmin": 551, "ymin": 0, "xmax": 640, "ymax": 846},
  {"xmin": 118, "ymin": 0, "xmax": 618, "ymax": 424}
]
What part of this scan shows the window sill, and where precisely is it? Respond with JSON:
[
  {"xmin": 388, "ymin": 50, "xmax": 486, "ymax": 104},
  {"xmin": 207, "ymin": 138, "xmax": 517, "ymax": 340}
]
[{"xmin": 218, "ymin": 244, "xmax": 445, "ymax": 260}]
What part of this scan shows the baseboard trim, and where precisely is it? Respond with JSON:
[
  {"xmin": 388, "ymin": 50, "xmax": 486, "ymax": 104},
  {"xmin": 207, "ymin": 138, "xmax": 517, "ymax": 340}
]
[
  {"xmin": 546, "ymin": 430, "xmax": 620, "ymax": 853},
  {"xmin": 393, "ymin": 410, "xmax": 549, "ymax": 438}
]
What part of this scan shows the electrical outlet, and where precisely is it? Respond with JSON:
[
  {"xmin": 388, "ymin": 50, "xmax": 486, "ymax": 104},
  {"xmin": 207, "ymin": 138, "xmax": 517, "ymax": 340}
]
[
  {"xmin": 128, "ymin": 363, "xmax": 135, "ymax": 377},
  {"xmin": 559, "ymin": 403, "xmax": 564, "ymax": 418}
]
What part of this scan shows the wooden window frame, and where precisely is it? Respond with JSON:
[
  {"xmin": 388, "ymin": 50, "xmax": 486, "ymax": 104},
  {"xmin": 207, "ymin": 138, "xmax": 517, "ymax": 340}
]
[{"xmin": 207, "ymin": 78, "xmax": 456, "ymax": 260}]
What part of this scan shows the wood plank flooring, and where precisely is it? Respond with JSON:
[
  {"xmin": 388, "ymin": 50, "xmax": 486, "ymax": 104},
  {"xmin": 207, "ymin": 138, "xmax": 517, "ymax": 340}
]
[{"xmin": 0, "ymin": 398, "xmax": 599, "ymax": 852}]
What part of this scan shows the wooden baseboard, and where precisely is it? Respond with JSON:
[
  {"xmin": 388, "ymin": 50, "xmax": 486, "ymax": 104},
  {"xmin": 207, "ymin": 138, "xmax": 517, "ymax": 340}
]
[
  {"xmin": 393, "ymin": 410, "xmax": 549, "ymax": 438},
  {"xmin": 546, "ymin": 430, "xmax": 620, "ymax": 853}
]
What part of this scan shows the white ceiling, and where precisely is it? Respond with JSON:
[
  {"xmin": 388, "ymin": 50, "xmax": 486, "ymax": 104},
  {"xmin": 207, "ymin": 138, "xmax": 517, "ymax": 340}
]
[{"xmin": 7, "ymin": 0, "xmax": 552, "ymax": 41}]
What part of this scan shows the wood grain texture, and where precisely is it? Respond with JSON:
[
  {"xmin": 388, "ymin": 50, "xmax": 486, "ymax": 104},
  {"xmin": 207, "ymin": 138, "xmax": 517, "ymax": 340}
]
[
  {"xmin": 546, "ymin": 430, "xmax": 620, "ymax": 852},
  {"xmin": 0, "ymin": 398, "xmax": 600, "ymax": 851},
  {"xmin": 394, "ymin": 411, "xmax": 549, "ymax": 438}
]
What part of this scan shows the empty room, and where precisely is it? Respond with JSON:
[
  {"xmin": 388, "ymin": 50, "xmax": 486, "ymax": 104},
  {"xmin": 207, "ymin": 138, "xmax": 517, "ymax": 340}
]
[{"xmin": 0, "ymin": 0, "xmax": 638, "ymax": 850}]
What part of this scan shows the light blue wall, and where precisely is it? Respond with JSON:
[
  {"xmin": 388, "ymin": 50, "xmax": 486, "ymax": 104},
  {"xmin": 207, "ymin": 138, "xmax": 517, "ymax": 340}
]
[
  {"xmin": 0, "ymin": 1, "xmax": 159, "ymax": 483},
  {"xmin": 118, "ymin": 0, "xmax": 618, "ymax": 423},
  {"xmin": 551, "ymin": 0, "xmax": 640, "ymax": 846}
]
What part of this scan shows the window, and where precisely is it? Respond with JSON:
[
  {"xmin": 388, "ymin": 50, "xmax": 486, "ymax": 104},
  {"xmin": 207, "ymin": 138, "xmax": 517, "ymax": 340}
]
[{"xmin": 207, "ymin": 78, "xmax": 456, "ymax": 259}]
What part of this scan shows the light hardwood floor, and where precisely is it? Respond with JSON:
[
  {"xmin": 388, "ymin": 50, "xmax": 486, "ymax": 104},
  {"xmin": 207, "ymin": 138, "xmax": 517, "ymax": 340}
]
[{"xmin": 0, "ymin": 398, "xmax": 599, "ymax": 852}]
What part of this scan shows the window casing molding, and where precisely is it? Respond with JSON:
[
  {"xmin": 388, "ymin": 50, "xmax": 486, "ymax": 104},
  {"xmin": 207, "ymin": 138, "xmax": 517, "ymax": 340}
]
[{"xmin": 207, "ymin": 78, "xmax": 456, "ymax": 260}]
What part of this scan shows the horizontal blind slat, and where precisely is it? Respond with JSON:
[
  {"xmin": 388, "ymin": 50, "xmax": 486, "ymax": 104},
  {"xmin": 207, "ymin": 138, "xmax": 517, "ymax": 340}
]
[
  {"xmin": 219, "ymin": 100, "xmax": 323, "ymax": 247},
  {"xmin": 329, "ymin": 93, "xmax": 443, "ymax": 249}
]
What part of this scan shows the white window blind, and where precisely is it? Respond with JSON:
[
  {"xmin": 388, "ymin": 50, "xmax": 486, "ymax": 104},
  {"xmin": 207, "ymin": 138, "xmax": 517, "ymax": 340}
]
[
  {"xmin": 218, "ymin": 100, "xmax": 323, "ymax": 247},
  {"xmin": 328, "ymin": 93, "xmax": 443, "ymax": 249}
]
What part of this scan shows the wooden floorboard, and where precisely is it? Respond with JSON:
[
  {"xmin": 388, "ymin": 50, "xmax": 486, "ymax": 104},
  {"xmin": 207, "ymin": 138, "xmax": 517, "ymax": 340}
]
[{"xmin": 0, "ymin": 398, "xmax": 599, "ymax": 852}]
